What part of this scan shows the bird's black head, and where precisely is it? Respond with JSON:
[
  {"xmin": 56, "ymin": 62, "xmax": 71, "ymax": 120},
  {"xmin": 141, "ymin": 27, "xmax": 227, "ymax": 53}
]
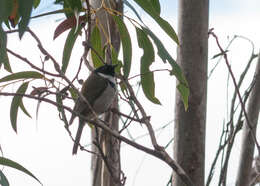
[{"xmin": 94, "ymin": 64, "xmax": 117, "ymax": 77}]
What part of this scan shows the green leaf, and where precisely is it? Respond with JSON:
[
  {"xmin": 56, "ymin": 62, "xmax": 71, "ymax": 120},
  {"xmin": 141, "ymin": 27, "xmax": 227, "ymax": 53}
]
[
  {"xmin": 0, "ymin": 0, "xmax": 13, "ymax": 21},
  {"xmin": 0, "ymin": 157, "xmax": 42, "ymax": 185},
  {"xmin": 66, "ymin": 0, "xmax": 82, "ymax": 11},
  {"xmin": 123, "ymin": 0, "xmax": 144, "ymax": 23},
  {"xmin": 149, "ymin": 0, "xmax": 160, "ymax": 14},
  {"xmin": 0, "ymin": 26, "xmax": 12, "ymax": 72},
  {"xmin": 90, "ymin": 26, "xmax": 103, "ymax": 68},
  {"xmin": 133, "ymin": 0, "xmax": 179, "ymax": 44},
  {"xmin": 10, "ymin": 82, "xmax": 29, "ymax": 132},
  {"xmin": 19, "ymin": 99, "xmax": 32, "ymax": 118},
  {"xmin": 33, "ymin": 0, "xmax": 41, "ymax": 8},
  {"xmin": 18, "ymin": 0, "xmax": 34, "ymax": 39},
  {"xmin": 69, "ymin": 87, "xmax": 78, "ymax": 101},
  {"xmin": 62, "ymin": 27, "xmax": 81, "ymax": 73},
  {"xmin": 0, "ymin": 71, "xmax": 43, "ymax": 83},
  {"xmin": 177, "ymin": 84, "xmax": 189, "ymax": 111},
  {"xmin": 142, "ymin": 27, "xmax": 189, "ymax": 110},
  {"xmin": 0, "ymin": 170, "xmax": 9, "ymax": 186},
  {"xmin": 113, "ymin": 15, "xmax": 132, "ymax": 78},
  {"xmin": 111, "ymin": 46, "xmax": 122, "ymax": 74},
  {"xmin": 136, "ymin": 27, "xmax": 160, "ymax": 105}
]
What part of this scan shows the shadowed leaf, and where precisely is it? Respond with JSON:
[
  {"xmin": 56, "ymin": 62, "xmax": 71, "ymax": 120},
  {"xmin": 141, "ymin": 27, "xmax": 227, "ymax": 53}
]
[
  {"xmin": 113, "ymin": 15, "xmax": 132, "ymax": 78},
  {"xmin": 0, "ymin": 170, "xmax": 9, "ymax": 186}
]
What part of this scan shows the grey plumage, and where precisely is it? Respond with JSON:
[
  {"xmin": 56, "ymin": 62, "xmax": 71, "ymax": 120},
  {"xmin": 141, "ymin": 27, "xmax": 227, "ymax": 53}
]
[{"xmin": 70, "ymin": 65, "xmax": 117, "ymax": 154}]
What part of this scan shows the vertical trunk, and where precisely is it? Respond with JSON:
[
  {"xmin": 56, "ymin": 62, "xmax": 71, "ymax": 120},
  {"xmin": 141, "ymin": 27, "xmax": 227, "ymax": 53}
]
[
  {"xmin": 236, "ymin": 53, "xmax": 260, "ymax": 186},
  {"xmin": 90, "ymin": 1, "xmax": 123, "ymax": 186},
  {"xmin": 173, "ymin": 0, "xmax": 209, "ymax": 186}
]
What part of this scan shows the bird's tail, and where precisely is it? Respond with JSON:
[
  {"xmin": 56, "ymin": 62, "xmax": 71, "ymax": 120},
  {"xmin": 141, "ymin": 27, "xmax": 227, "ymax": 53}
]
[{"xmin": 72, "ymin": 120, "xmax": 85, "ymax": 155}]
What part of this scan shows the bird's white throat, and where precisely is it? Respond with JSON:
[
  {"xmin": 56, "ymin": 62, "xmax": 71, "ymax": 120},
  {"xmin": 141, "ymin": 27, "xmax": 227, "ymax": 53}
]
[{"xmin": 97, "ymin": 72, "xmax": 116, "ymax": 85}]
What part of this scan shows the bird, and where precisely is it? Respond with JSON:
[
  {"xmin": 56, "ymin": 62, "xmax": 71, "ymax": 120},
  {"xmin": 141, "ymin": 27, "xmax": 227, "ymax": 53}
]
[{"xmin": 69, "ymin": 64, "xmax": 117, "ymax": 155}]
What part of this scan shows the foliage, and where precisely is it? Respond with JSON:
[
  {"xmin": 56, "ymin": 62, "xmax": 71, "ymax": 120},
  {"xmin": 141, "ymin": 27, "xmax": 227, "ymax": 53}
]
[{"xmin": 0, "ymin": 0, "xmax": 190, "ymax": 184}]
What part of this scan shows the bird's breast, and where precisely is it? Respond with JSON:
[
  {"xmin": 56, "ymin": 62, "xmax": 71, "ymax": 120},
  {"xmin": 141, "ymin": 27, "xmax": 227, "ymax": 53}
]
[{"xmin": 92, "ymin": 84, "xmax": 116, "ymax": 114}]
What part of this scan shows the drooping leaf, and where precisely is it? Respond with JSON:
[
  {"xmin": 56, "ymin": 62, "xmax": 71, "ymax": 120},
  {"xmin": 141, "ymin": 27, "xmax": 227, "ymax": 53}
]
[
  {"xmin": 17, "ymin": 0, "xmax": 34, "ymax": 39},
  {"xmin": 177, "ymin": 84, "xmax": 189, "ymax": 111},
  {"xmin": 90, "ymin": 25, "xmax": 103, "ymax": 68},
  {"xmin": 113, "ymin": 15, "xmax": 132, "ymax": 78},
  {"xmin": 0, "ymin": 0, "xmax": 13, "ymax": 21},
  {"xmin": 10, "ymin": 82, "xmax": 29, "ymax": 132},
  {"xmin": 0, "ymin": 26, "xmax": 12, "ymax": 72},
  {"xmin": 0, "ymin": 157, "xmax": 42, "ymax": 185},
  {"xmin": 61, "ymin": 26, "xmax": 82, "ymax": 73},
  {"xmin": 0, "ymin": 71, "xmax": 43, "ymax": 83},
  {"xmin": 142, "ymin": 26, "xmax": 189, "ymax": 110},
  {"xmin": 123, "ymin": 0, "xmax": 144, "ymax": 24},
  {"xmin": 19, "ymin": 99, "xmax": 32, "ymax": 118},
  {"xmin": 133, "ymin": 0, "xmax": 179, "ymax": 44},
  {"xmin": 136, "ymin": 27, "xmax": 160, "ymax": 105},
  {"xmin": 53, "ymin": 15, "xmax": 86, "ymax": 40},
  {"xmin": 0, "ymin": 170, "xmax": 9, "ymax": 186}
]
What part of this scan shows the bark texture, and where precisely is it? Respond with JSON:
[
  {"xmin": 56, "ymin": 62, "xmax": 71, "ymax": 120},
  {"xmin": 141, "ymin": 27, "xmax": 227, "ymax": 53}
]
[
  {"xmin": 173, "ymin": 0, "xmax": 209, "ymax": 186},
  {"xmin": 236, "ymin": 52, "xmax": 260, "ymax": 186}
]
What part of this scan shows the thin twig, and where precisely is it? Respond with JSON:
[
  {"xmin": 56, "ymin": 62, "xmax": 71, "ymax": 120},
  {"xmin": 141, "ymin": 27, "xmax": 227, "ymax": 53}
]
[{"xmin": 209, "ymin": 31, "xmax": 260, "ymax": 153}]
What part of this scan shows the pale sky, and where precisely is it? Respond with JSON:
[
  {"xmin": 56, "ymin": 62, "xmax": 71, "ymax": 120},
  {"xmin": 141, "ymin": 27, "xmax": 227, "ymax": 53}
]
[{"xmin": 1, "ymin": 1, "xmax": 260, "ymax": 186}]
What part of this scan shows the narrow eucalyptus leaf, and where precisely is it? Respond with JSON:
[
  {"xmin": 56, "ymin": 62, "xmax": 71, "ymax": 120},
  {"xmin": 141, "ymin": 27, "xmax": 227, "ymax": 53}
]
[
  {"xmin": 113, "ymin": 15, "xmax": 132, "ymax": 78},
  {"xmin": 0, "ymin": 170, "xmax": 9, "ymax": 186},
  {"xmin": 177, "ymin": 84, "xmax": 189, "ymax": 111},
  {"xmin": 133, "ymin": 0, "xmax": 179, "ymax": 44},
  {"xmin": 0, "ymin": 157, "xmax": 42, "ymax": 185},
  {"xmin": 0, "ymin": 71, "xmax": 43, "ymax": 83},
  {"xmin": 17, "ymin": 0, "xmax": 34, "ymax": 39},
  {"xmin": 19, "ymin": 100, "xmax": 32, "ymax": 118},
  {"xmin": 150, "ymin": 0, "xmax": 160, "ymax": 14},
  {"xmin": 136, "ymin": 27, "xmax": 161, "ymax": 105},
  {"xmin": 0, "ymin": 26, "xmax": 12, "ymax": 72},
  {"xmin": 10, "ymin": 82, "xmax": 29, "ymax": 132},
  {"xmin": 62, "ymin": 27, "xmax": 82, "ymax": 73},
  {"xmin": 90, "ymin": 26, "xmax": 103, "ymax": 68}
]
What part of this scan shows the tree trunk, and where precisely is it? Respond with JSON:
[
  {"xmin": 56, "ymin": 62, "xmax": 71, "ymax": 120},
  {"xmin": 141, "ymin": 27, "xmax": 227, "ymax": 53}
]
[
  {"xmin": 90, "ymin": 1, "xmax": 123, "ymax": 186},
  {"xmin": 236, "ymin": 52, "xmax": 260, "ymax": 186},
  {"xmin": 173, "ymin": 0, "xmax": 209, "ymax": 186}
]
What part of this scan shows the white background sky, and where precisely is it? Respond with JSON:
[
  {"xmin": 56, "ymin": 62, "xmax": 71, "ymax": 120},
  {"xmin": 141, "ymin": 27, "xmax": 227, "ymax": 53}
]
[{"xmin": 1, "ymin": 0, "xmax": 260, "ymax": 186}]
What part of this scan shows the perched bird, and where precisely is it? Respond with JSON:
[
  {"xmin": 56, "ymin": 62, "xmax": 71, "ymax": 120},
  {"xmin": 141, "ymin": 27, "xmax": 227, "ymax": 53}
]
[{"xmin": 69, "ymin": 64, "xmax": 117, "ymax": 154}]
